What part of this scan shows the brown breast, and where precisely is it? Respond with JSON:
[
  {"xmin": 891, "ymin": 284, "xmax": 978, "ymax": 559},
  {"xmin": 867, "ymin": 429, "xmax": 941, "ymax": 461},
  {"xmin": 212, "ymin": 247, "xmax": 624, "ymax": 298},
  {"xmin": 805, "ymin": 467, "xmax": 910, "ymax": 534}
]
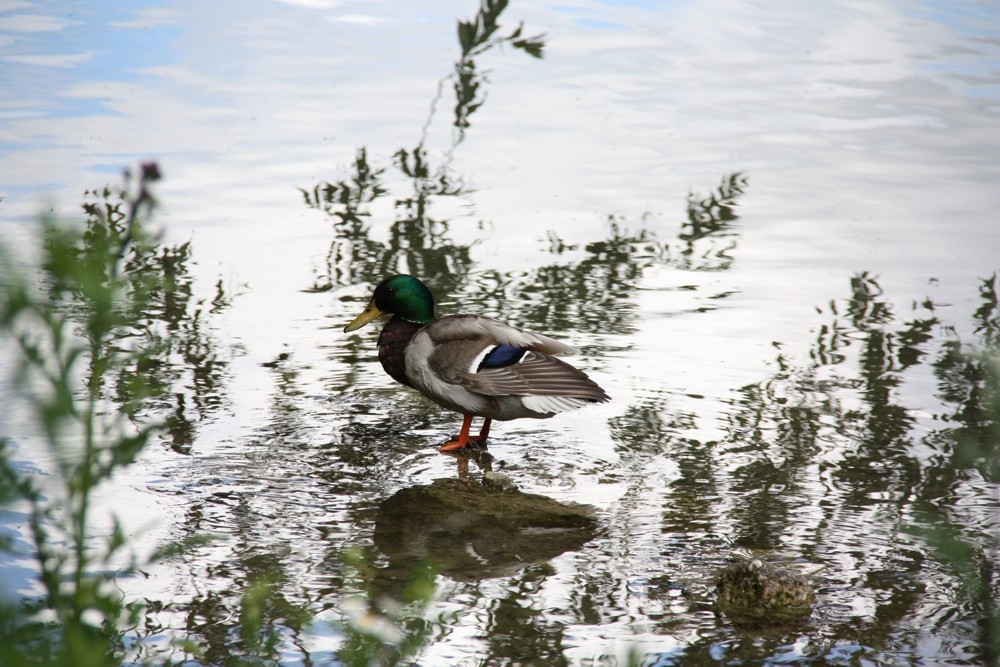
[{"xmin": 377, "ymin": 316, "xmax": 425, "ymax": 387}]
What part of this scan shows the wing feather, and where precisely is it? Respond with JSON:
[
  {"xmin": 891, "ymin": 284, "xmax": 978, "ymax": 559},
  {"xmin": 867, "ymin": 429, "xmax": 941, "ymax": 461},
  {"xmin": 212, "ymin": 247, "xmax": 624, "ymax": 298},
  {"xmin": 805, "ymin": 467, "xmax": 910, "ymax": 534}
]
[
  {"xmin": 454, "ymin": 350, "xmax": 609, "ymax": 401},
  {"xmin": 407, "ymin": 314, "xmax": 609, "ymax": 418}
]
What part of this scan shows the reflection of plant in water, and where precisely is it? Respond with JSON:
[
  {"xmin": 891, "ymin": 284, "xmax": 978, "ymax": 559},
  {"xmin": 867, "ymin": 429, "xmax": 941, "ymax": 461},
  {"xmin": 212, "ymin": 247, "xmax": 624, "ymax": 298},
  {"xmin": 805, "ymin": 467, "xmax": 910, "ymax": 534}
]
[
  {"xmin": 600, "ymin": 272, "xmax": 998, "ymax": 661},
  {"xmin": 716, "ymin": 272, "xmax": 942, "ymax": 560},
  {"xmin": 507, "ymin": 216, "xmax": 667, "ymax": 335},
  {"xmin": 610, "ymin": 399, "xmax": 718, "ymax": 530},
  {"xmin": 301, "ymin": 148, "xmax": 392, "ymax": 291},
  {"xmin": 718, "ymin": 273, "xmax": 996, "ymax": 658},
  {"xmin": 148, "ymin": 540, "xmax": 440, "ymax": 665},
  {"xmin": 453, "ymin": 0, "xmax": 545, "ymax": 134},
  {"xmin": 302, "ymin": 0, "xmax": 743, "ymax": 342},
  {"xmin": 149, "ymin": 549, "xmax": 316, "ymax": 666},
  {"xmin": 678, "ymin": 172, "xmax": 747, "ymax": 271},
  {"xmin": 301, "ymin": 145, "xmax": 476, "ymax": 292},
  {"xmin": 301, "ymin": 147, "xmax": 387, "ymax": 226},
  {"xmin": 73, "ymin": 173, "xmax": 231, "ymax": 454},
  {"xmin": 393, "ymin": 145, "xmax": 467, "ymax": 214},
  {"xmin": 478, "ymin": 564, "xmax": 570, "ymax": 665},
  {"xmin": 933, "ymin": 274, "xmax": 1000, "ymax": 485},
  {"xmin": 301, "ymin": 143, "xmax": 476, "ymax": 291},
  {"xmin": 336, "ymin": 549, "xmax": 440, "ymax": 667},
  {"xmin": 514, "ymin": 175, "xmax": 749, "ymax": 335},
  {"xmin": 683, "ymin": 172, "xmax": 746, "ymax": 238},
  {"xmin": 302, "ymin": 2, "xmax": 545, "ymax": 292}
]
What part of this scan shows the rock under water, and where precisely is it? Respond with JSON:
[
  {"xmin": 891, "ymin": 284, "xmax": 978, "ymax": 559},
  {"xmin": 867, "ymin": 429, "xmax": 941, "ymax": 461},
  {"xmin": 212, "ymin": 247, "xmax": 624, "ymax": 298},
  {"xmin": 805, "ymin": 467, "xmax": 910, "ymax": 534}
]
[{"xmin": 715, "ymin": 558, "xmax": 816, "ymax": 624}]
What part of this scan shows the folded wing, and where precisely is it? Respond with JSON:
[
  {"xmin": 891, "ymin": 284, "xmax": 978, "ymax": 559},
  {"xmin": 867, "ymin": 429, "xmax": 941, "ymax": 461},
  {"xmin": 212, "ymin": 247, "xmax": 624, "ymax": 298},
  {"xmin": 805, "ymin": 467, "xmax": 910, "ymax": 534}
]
[{"xmin": 423, "ymin": 315, "xmax": 610, "ymax": 409}]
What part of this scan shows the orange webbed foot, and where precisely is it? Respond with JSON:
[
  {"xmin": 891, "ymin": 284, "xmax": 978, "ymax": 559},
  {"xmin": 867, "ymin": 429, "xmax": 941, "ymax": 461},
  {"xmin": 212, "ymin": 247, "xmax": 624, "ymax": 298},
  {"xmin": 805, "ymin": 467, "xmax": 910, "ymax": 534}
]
[
  {"xmin": 438, "ymin": 438, "xmax": 470, "ymax": 452},
  {"xmin": 437, "ymin": 415, "xmax": 491, "ymax": 452}
]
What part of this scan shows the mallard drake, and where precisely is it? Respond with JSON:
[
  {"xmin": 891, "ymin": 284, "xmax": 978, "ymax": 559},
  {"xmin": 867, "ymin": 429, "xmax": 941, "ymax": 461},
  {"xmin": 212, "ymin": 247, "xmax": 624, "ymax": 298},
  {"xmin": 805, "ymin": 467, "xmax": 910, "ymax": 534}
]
[{"xmin": 344, "ymin": 275, "xmax": 610, "ymax": 451}]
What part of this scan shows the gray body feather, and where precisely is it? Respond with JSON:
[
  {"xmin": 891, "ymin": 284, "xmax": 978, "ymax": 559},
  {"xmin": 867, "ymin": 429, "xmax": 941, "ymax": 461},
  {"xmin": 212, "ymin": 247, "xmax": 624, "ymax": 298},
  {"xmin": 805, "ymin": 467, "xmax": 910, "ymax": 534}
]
[{"xmin": 403, "ymin": 315, "xmax": 609, "ymax": 421}]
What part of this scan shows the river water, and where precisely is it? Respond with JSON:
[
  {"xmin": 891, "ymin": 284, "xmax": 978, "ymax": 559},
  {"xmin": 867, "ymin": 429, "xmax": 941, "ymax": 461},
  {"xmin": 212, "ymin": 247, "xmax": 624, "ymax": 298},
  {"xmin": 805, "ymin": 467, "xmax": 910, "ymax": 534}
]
[{"xmin": 1, "ymin": 0, "xmax": 999, "ymax": 664}]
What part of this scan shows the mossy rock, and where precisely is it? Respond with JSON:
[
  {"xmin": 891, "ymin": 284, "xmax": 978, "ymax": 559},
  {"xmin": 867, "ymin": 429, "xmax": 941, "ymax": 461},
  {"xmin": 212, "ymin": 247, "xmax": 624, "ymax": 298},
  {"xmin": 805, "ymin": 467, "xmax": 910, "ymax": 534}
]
[
  {"xmin": 715, "ymin": 558, "xmax": 815, "ymax": 624},
  {"xmin": 373, "ymin": 478, "xmax": 598, "ymax": 581}
]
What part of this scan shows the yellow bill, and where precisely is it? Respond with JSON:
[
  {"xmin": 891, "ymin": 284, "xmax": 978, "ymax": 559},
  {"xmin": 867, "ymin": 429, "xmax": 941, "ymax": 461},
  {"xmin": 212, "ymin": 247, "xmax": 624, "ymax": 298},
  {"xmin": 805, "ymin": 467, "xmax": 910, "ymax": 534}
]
[{"xmin": 344, "ymin": 300, "xmax": 385, "ymax": 333}]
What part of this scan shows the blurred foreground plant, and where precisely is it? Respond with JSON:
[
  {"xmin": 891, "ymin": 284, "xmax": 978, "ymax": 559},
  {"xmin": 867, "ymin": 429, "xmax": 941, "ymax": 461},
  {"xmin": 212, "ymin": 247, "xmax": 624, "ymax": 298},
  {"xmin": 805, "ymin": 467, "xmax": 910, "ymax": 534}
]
[
  {"xmin": 336, "ymin": 547, "xmax": 441, "ymax": 667},
  {"xmin": 0, "ymin": 165, "xmax": 445, "ymax": 667},
  {"xmin": 0, "ymin": 163, "xmax": 193, "ymax": 666}
]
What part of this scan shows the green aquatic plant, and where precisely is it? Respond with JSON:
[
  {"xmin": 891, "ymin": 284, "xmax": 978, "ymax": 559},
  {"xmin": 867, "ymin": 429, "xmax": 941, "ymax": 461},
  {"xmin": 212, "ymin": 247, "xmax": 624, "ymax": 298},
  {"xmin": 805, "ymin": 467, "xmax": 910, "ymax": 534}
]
[
  {"xmin": 0, "ymin": 164, "xmax": 207, "ymax": 666},
  {"xmin": 0, "ymin": 164, "xmax": 445, "ymax": 666},
  {"xmin": 335, "ymin": 548, "xmax": 440, "ymax": 667}
]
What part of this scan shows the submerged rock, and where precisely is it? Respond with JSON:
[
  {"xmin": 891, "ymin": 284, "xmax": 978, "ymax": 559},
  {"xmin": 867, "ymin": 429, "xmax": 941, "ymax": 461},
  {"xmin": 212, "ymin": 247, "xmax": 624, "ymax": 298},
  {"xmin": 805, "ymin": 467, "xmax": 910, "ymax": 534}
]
[
  {"xmin": 482, "ymin": 470, "xmax": 518, "ymax": 491},
  {"xmin": 373, "ymin": 478, "xmax": 597, "ymax": 581},
  {"xmin": 715, "ymin": 558, "xmax": 815, "ymax": 623}
]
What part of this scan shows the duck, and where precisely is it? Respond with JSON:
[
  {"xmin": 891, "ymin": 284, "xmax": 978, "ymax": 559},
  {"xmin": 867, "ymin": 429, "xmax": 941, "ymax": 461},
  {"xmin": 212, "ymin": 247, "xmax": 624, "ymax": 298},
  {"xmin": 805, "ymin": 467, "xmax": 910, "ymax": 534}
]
[{"xmin": 343, "ymin": 274, "xmax": 610, "ymax": 451}]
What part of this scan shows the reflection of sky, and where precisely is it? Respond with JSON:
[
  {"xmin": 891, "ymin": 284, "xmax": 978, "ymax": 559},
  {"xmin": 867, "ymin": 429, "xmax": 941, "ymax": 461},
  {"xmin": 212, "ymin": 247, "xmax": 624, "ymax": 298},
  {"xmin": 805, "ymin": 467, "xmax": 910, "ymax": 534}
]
[
  {"xmin": 0, "ymin": 4, "xmax": 178, "ymax": 88},
  {"xmin": 0, "ymin": 0, "xmax": 997, "ymax": 364},
  {"xmin": 1, "ymin": 0, "xmax": 995, "ymax": 407},
  {"xmin": 902, "ymin": 2, "xmax": 1000, "ymax": 99},
  {"xmin": 0, "ymin": 1, "xmax": 455, "ymax": 192},
  {"xmin": 2, "ymin": 3, "xmax": 1000, "ymax": 662},
  {"xmin": 0, "ymin": 0, "xmax": 998, "ymax": 337},
  {"xmin": 0, "ymin": 0, "xmax": 997, "ymax": 284}
]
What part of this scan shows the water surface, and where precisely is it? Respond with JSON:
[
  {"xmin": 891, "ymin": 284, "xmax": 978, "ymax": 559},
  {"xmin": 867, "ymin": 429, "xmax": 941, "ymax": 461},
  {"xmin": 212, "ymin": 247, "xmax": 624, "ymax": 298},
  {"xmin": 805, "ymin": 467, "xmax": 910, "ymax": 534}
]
[{"xmin": 1, "ymin": 0, "xmax": 999, "ymax": 664}]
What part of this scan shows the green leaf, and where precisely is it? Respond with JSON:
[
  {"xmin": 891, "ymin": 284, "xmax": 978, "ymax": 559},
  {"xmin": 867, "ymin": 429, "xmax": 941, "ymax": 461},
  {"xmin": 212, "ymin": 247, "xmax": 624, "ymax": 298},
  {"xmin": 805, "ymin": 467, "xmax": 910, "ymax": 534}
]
[
  {"xmin": 457, "ymin": 20, "xmax": 475, "ymax": 55},
  {"xmin": 512, "ymin": 35, "xmax": 545, "ymax": 59}
]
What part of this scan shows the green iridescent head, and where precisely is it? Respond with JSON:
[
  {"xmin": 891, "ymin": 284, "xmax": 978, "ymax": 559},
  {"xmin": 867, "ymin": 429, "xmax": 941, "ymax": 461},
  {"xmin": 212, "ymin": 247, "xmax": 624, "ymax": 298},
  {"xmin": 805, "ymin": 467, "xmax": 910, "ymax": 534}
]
[{"xmin": 343, "ymin": 274, "xmax": 436, "ymax": 332}]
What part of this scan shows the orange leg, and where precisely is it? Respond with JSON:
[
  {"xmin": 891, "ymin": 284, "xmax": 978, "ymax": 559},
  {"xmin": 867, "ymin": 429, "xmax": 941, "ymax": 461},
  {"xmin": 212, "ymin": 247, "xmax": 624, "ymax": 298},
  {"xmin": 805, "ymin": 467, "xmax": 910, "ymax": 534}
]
[
  {"xmin": 471, "ymin": 418, "xmax": 492, "ymax": 442},
  {"xmin": 439, "ymin": 413, "xmax": 475, "ymax": 452},
  {"xmin": 439, "ymin": 415, "xmax": 491, "ymax": 452}
]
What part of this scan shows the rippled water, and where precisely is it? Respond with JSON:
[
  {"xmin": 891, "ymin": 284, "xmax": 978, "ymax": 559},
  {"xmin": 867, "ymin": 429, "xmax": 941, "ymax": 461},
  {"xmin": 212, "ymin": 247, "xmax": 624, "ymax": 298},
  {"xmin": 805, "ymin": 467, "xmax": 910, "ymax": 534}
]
[{"xmin": 2, "ymin": 0, "xmax": 999, "ymax": 664}]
